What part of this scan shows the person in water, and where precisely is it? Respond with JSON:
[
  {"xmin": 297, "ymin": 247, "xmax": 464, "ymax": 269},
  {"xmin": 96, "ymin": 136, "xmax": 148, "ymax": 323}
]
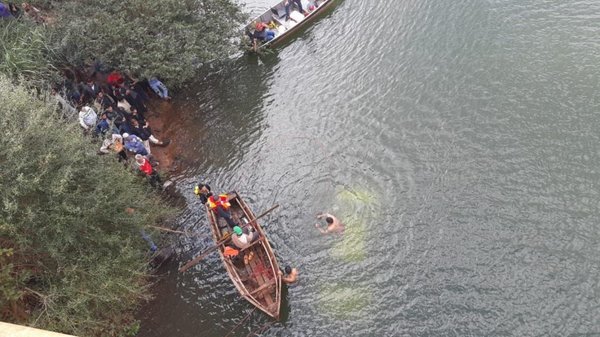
[
  {"xmin": 315, "ymin": 213, "xmax": 345, "ymax": 234},
  {"xmin": 278, "ymin": 265, "xmax": 298, "ymax": 284}
]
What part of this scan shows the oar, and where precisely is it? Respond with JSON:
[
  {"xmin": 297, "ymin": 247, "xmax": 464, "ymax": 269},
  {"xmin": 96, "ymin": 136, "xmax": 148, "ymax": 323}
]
[
  {"xmin": 178, "ymin": 204, "xmax": 280, "ymax": 273},
  {"xmin": 178, "ymin": 232, "xmax": 232, "ymax": 273},
  {"xmin": 243, "ymin": 204, "xmax": 279, "ymax": 228},
  {"xmin": 146, "ymin": 224, "xmax": 211, "ymax": 239}
]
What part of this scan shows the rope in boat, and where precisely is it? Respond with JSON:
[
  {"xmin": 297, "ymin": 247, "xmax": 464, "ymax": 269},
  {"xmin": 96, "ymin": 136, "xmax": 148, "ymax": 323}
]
[{"xmin": 223, "ymin": 307, "xmax": 256, "ymax": 337}]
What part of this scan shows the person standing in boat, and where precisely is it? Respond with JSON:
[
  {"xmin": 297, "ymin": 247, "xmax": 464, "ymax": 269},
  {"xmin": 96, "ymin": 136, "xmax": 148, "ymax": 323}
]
[
  {"xmin": 194, "ymin": 182, "xmax": 213, "ymax": 204},
  {"xmin": 208, "ymin": 194, "xmax": 238, "ymax": 228},
  {"xmin": 315, "ymin": 213, "xmax": 345, "ymax": 234},
  {"xmin": 284, "ymin": 0, "xmax": 306, "ymax": 20}
]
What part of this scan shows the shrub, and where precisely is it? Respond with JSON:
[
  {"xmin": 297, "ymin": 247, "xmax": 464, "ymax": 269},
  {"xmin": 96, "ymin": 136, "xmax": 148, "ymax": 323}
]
[
  {"xmin": 0, "ymin": 20, "xmax": 59, "ymax": 86},
  {"xmin": 50, "ymin": 0, "xmax": 245, "ymax": 87},
  {"xmin": 0, "ymin": 76, "xmax": 173, "ymax": 336}
]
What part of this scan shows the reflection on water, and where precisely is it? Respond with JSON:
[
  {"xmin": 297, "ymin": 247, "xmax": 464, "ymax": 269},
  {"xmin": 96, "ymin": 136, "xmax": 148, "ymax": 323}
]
[{"xmin": 139, "ymin": 0, "xmax": 600, "ymax": 336}]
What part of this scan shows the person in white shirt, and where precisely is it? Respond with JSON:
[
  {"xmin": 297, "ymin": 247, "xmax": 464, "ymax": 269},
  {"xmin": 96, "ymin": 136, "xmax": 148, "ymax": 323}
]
[{"xmin": 78, "ymin": 106, "xmax": 97, "ymax": 132}]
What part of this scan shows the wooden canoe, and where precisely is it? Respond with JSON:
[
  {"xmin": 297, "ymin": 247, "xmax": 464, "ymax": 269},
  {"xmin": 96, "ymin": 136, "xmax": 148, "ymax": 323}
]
[
  {"xmin": 206, "ymin": 192, "xmax": 282, "ymax": 319},
  {"xmin": 244, "ymin": 0, "xmax": 339, "ymax": 50}
]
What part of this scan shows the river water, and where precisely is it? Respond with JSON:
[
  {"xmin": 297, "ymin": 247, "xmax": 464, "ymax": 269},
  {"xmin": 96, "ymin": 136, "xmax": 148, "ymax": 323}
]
[{"xmin": 137, "ymin": 0, "xmax": 600, "ymax": 336}]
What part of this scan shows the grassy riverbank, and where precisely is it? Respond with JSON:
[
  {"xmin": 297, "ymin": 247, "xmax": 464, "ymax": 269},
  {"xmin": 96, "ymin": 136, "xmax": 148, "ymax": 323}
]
[
  {"xmin": 0, "ymin": 77, "xmax": 174, "ymax": 336},
  {"xmin": 0, "ymin": 0, "xmax": 245, "ymax": 335}
]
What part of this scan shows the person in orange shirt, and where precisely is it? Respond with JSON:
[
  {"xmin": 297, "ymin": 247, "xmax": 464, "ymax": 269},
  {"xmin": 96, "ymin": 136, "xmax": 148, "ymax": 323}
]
[{"xmin": 207, "ymin": 194, "xmax": 237, "ymax": 228}]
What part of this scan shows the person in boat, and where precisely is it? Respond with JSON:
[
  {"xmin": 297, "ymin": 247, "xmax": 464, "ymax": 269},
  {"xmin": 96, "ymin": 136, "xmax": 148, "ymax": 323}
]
[
  {"xmin": 223, "ymin": 245, "xmax": 243, "ymax": 265},
  {"xmin": 231, "ymin": 225, "xmax": 258, "ymax": 250},
  {"xmin": 315, "ymin": 213, "xmax": 345, "ymax": 234},
  {"xmin": 208, "ymin": 194, "xmax": 238, "ymax": 228},
  {"xmin": 194, "ymin": 183, "xmax": 213, "ymax": 204},
  {"xmin": 278, "ymin": 265, "xmax": 298, "ymax": 284},
  {"xmin": 284, "ymin": 0, "xmax": 305, "ymax": 20},
  {"xmin": 252, "ymin": 21, "xmax": 275, "ymax": 51}
]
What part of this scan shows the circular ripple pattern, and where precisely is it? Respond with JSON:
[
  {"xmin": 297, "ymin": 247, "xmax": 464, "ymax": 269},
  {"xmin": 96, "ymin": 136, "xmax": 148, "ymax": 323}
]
[{"xmin": 138, "ymin": 0, "xmax": 600, "ymax": 336}]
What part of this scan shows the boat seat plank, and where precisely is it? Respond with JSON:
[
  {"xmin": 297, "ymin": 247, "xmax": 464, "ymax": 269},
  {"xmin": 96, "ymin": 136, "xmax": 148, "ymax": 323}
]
[
  {"xmin": 248, "ymin": 278, "xmax": 277, "ymax": 296},
  {"xmin": 249, "ymin": 251, "xmax": 275, "ymax": 306},
  {"xmin": 244, "ymin": 253, "xmax": 266, "ymax": 285},
  {"xmin": 240, "ymin": 237, "xmax": 264, "ymax": 253}
]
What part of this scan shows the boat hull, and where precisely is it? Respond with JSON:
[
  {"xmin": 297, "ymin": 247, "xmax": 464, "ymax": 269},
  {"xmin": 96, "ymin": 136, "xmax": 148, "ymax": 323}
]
[
  {"xmin": 245, "ymin": 0, "xmax": 339, "ymax": 50},
  {"xmin": 206, "ymin": 192, "xmax": 282, "ymax": 319}
]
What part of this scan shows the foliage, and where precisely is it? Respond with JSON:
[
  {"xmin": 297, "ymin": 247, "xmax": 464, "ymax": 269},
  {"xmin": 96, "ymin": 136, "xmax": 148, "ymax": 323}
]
[
  {"xmin": 50, "ymin": 0, "xmax": 245, "ymax": 87},
  {"xmin": 0, "ymin": 20, "xmax": 59, "ymax": 86},
  {"xmin": 0, "ymin": 77, "xmax": 174, "ymax": 336}
]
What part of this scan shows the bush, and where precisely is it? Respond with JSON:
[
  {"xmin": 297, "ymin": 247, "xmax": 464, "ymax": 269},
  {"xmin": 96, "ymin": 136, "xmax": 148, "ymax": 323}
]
[
  {"xmin": 51, "ymin": 0, "xmax": 245, "ymax": 87},
  {"xmin": 0, "ymin": 20, "xmax": 59, "ymax": 86},
  {"xmin": 0, "ymin": 77, "xmax": 174, "ymax": 336}
]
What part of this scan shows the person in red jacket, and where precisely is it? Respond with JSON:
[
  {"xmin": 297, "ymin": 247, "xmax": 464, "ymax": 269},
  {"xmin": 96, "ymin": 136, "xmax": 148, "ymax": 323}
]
[
  {"xmin": 207, "ymin": 194, "xmax": 237, "ymax": 228},
  {"xmin": 135, "ymin": 154, "xmax": 161, "ymax": 187}
]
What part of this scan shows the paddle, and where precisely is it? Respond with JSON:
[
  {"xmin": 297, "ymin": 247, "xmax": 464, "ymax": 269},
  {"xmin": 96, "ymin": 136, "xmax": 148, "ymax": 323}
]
[
  {"xmin": 178, "ymin": 232, "xmax": 232, "ymax": 273},
  {"xmin": 178, "ymin": 204, "xmax": 280, "ymax": 273},
  {"xmin": 146, "ymin": 224, "xmax": 211, "ymax": 239},
  {"xmin": 242, "ymin": 204, "xmax": 279, "ymax": 228}
]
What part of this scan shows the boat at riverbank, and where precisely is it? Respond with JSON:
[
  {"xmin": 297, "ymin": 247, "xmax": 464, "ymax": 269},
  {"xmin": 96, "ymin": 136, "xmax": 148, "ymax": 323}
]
[
  {"xmin": 206, "ymin": 192, "xmax": 282, "ymax": 319},
  {"xmin": 245, "ymin": 0, "xmax": 338, "ymax": 51}
]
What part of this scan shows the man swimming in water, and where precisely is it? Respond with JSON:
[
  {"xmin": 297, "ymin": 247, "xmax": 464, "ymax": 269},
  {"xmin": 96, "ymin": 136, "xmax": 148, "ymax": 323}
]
[
  {"xmin": 315, "ymin": 213, "xmax": 345, "ymax": 234},
  {"xmin": 278, "ymin": 265, "xmax": 298, "ymax": 284}
]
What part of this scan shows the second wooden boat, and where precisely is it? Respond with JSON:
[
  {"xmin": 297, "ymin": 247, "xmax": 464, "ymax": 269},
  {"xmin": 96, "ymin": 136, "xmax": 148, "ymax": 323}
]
[
  {"xmin": 206, "ymin": 192, "xmax": 282, "ymax": 319},
  {"xmin": 244, "ymin": 0, "xmax": 339, "ymax": 50}
]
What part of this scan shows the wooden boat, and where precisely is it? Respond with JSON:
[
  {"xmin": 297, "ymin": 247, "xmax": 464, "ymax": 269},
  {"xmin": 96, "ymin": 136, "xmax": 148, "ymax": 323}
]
[
  {"xmin": 244, "ymin": 0, "xmax": 339, "ymax": 50},
  {"xmin": 206, "ymin": 192, "xmax": 282, "ymax": 319}
]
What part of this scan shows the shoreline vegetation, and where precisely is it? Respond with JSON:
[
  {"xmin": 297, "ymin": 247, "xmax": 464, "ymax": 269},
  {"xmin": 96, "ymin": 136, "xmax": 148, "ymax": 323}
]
[{"xmin": 0, "ymin": 0, "xmax": 246, "ymax": 336}]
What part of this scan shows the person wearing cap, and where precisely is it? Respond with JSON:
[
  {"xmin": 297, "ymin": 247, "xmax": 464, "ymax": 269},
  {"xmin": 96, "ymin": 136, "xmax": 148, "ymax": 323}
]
[
  {"xmin": 252, "ymin": 21, "xmax": 276, "ymax": 51},
  {"xmin": 315, "ymin": 212, "xmax": 345, "ymax": 234},
  {"xmin": 208, "ymin": 194, "xmax": 237, "ymax": 228},
  {"xmin": 231, "ymin": 225, "xmax": 257, "ymax": 250},
  {"xmin": 278, "ymin": 265, "xmax": 298, "ymax": 284}
]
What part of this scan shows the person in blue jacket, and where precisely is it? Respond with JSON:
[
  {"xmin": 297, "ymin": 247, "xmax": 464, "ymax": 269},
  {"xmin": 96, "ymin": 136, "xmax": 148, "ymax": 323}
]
[{"xmin": 122, "ymin": 133, "xmax": 148, "ymax": 156}]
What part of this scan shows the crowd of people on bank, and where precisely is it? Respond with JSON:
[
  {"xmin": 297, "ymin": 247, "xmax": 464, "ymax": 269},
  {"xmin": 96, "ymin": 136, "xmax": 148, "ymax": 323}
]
[
  {"xmin": 53, "ymin": 70, "xmax": 172, "ymax": 188},
  {"xmin": 2, "ymin": 0, "xmax": 173, "ymax": 188}
]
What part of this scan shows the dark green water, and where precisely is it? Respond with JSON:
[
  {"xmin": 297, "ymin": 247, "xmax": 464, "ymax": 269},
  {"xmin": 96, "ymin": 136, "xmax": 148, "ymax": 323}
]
[{"xmin": 138, "ymin": 0, "xmax": 600, "ymax": 336}]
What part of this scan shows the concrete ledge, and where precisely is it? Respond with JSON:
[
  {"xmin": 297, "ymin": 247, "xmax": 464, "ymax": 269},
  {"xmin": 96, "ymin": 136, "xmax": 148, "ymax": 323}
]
[{"xmin": 0, "ymin": 322, "xmax": 77, "ymax": 337}]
